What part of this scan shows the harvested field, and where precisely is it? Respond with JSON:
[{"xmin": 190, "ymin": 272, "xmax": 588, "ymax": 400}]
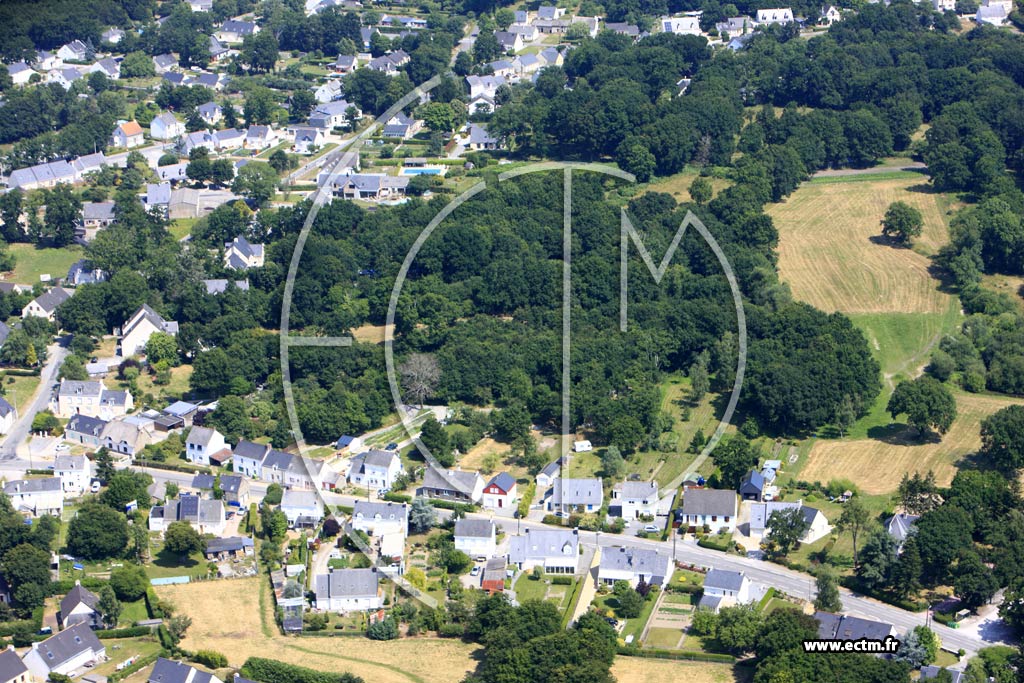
[{"xmin": 611, "ymin": 657, "xmax": 751, "ymax": 683}]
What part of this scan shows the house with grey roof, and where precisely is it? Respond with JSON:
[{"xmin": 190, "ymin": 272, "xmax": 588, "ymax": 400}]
[
  {"xmin": 508, "ymin": 528, "xmax": 579, "ymax": 574},
  {"xmin": 54, "ymin": 454, "xmax": 92, "ymax": 495},
  {"xmin": 314, "ymin": 567, "xmax": 382, "ymax": 612},
  {"xmin": 7, "ymin": 159, "xmax": 76, "ymax": 191},
  {"xmin": 7, "ymin": 61, "xmax": 34, "ymax": 87},
  {"xmin": 611, "ymin": 480, "xmax": 659, "ymax": 519},
  {"xmin": 814, "ymin": 612, "xmax": 897, "ymax": 642},
  {"xmin": 885, "ymin": 513, "xmax": 919, "ymax": 551},
  {"xmin": 291, "ymin": 126, "xmax": 325, "ymax": 154},
  {"xmin": 209, "ymin": 36, "xmax": 230, "ymax": 61},
  {"xmin": 216, "ymin": 19, "xmax": 259, "ymax": 43},
  {"xmin": 3, "ymin": 478, "xmax": 64, "ymax": 517},
  {"xmin": 482, "ymin": 472, "xmax": 517, "ymax": 510},
  {"xmin": 224, "ymin": 235, "xmax": 265, "ymax": 270},
  {"xmin": 0, "ymin": 645, "xmax": 29, "ymax": 683},
  {"xmin": 0, "ymin": 397, "xmax": 14, "ymax": 436},
  {"xmin": 22, "ymin": 623, "xmax": 105, "ymax": 679},
  {"xmin": 51, "ymin": 379, "xmax": 133, "ymax": 420},
  {"xmin": 348, "ymin": 450, "xmax": 403, "ymax": 490},
  {"xmin": 454, "ymin": 519, "xmax": 497, "ymax": 559},
  {"xmin": 308, "ymin": 99, "xmax": 361, "ymax": 129},
  {"xmin": 57, "ymin": 40, "xmax": 90, "ymax": 63},
  {"xmin": 204, "ymin": 536, "xmax": 254, "ymax": 560},
  {"xmin": 64, "ymin": 414, "xmax": 107, "ymax": 448},
  {"xmin": 280, "ymin": 489, "xmax": 324, "ymax": 528},
  {"xmin": 231, "ymin": 439, "xmax": 271, "ymax": 478},
  {"xmin": 151, "ymin": 113, "xmax": 185, "ymax": 141},
  {"xmin": 598, "ymin": 546, "xmax": 672, "ymax": 588},
  {"xmin": 417, "ymin": 466, "xmax": 485, "ymax": 504},
  {"xmin": 153, "ymin": 54, "xmax": 178, "ymax": 73},
  {"xmin": 185, "ymin": 426, "xmax": 229, "ymax": 466},
  {"xmin": 101, "ymin": 419, "xmax": 153, "ymax": 456},
  {"xmin": 547, "ymin": 477, "xmax": 603, "ymax": 514},
  {"xmin": 67, "ymin": 259, "xmax": 107, "ymax": 285},
  {"xmin": 750, "ymin": 500, "xmax": 831, "ymax": 544},
  {"xmin": 333, "ymin": 54, "xmax": 358, "ymax": 73},
  {"xmin": 243, "ymin": 125, "xmax": 277, "ymax": 151},
  {"xmin": 148, "ymin": 656, "xmax": 223, "ymax": 683},
  {"xmin": 920, "ymin": 666, "xmax": 966, "ymax": 683},
  {"xmin": 352, "ymin": 501, "xmax": 408, "ymax": 536},
  {"xmin": 333, "ymin": 173, "xmax": 409, "ymax": 201},
  {"xmin": 700, "ymin": 569, "xmax": 754, "ymax": 612},
  {"xmin": 468, "ymin": 124, "xmax": 500, "ymax": 151},
  {"xmin": 59, "ymin": 581, "xmax": 100, "ymax": 629},
  {"xmin": 121, "ymin": 304, "xmax": 179, "ymax": 358},
  {"xmin": 150, "ymin": 495, "xmax": 226, "ymax": 535},
  {"xmin": 739, "ymin": 469, "xmax": 766, "ymax": 501},
  {"xmin": 213, "ymin": 128, "xmax": 246, "ymax": 150},
  {"xmin": 202, "ymin": 279, "xmax": 250, "ymax": 295},
  {"xmin": 90, "ymin": 57, "xmax": 120, "ymax": 79},
  {"xmin": 218, "ymin": 474, "xmax": 250, "ymax": 505},
  {"xmin": 537, "ymin": 459, "xmax": 561, "ymax": 488},
  {"xmin": 679, "ymin": 489, "xmax": 738, "ymax": 532},
  {"xmin": 22, "ymin": 287, "xmax": 73, "ymax": 321},
  {"xmin": 146, "ymin": 182, "xmax": 172, "ymax": 211}
]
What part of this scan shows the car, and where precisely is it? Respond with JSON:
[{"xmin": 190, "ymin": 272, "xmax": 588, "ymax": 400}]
[
  {"xmin": 385, "ymin": 442, "xmax": 398, "ymax": 451},
  {"xmin": 604, "ymin": 617, "xmax": 618, "ymax": 627},
  {"xmin": 377, "ymin": 488, "xmax": 390, "ymax": 498},
  {"xmin": 55, "ymin": 443, "xmax": 69, "ymax": 452},
  {"xmin": 470, "ymin": 566, "xmax": 481, "ymax": 576},
  {"xmin": 90, "ymin": 481, "xmax": 101, "ymax": 493},
  {"xmin": 643, "ymin": 524, "xmax": 660, "ymax": 533}
]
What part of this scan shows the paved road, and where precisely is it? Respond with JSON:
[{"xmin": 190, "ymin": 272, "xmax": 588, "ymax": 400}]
[{"xmin": 0, "ymin": 339, "xmax": 68, "ymax": 464}]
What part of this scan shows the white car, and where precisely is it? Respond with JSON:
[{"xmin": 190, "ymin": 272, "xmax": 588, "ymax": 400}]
[
  {"xmin": 643, "ymin": 524, "xmax": 660, "ymax": 533},
  {"xmin": 55, "ymin": 443, "xmax": 69, "ymax": 452},
  {"xmin": 90, "ymin": 480, "xmax": 101, "ymax": 493}
]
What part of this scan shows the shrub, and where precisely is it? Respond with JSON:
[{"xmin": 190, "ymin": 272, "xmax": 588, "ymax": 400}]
[
  {"xmin": 240, "ymin": 658, "xmax": 364, "ymax": 683},
  {"xmin": 366, "ymin": 617, "xmax": 398, "ymax": 641},
  {"xmin": 191, "ymin": 650, "xmax": 228, "ymax": 668},
  {"xmin": 437, "ymin": 622, "xmax": 465, "ymax": 637}
]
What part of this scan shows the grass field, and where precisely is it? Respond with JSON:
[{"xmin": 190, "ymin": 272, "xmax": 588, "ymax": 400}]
[
  {"xmin": 128, "ymin": 364, "xmax": 193, "ymax": 402},
  {"xmin": 772, "ymin": 175, "xmax": 954, "ymax": 315},
  {"xmin": 169, "ymin": 218, "xmax": 198, "ymax": 241},
  {"xmin": 981, "ymin": 273, "xmax": 1024, "ymax": 311},
  {"xmin": 2, "ymin": 373, "xmax": 41, "ymax": 415},
  {"xmin": 799, "ymin": 391, "xmax": 1024, "ymax": 493},
  {"xmin": 639, "ymin": 168, "xmax": 732, "ymax": 204},
  {"xmin": 612, "ymin": 658, "xmax": 751, "ymax": 683},
  {"xmin": 4, "ymin": 244, "xmax": 84, "ymax": 284}
]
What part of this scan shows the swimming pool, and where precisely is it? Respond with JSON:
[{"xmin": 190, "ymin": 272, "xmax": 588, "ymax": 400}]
[{"xmin": 401, "ymin": 167, "xmax": 443, "ymax": 175}]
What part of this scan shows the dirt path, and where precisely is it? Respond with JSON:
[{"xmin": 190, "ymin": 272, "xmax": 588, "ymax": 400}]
[{"xmin": 812, "ymin": 162, "xmax": 926, "ymax": 178}]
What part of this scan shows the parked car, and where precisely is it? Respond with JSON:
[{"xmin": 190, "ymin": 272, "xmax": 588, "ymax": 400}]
[
  {"xmin": 90, "ymin": 480, "xmax": 101, "ymax": 493},
  {"xmin": 643, "ymin": 524, "xmax": 660, "ymax": 533},
  {"xmin": 470, "ymin": 565, "xmax": 481, "ymax": 577},
  {"xmin": 385, "ymin": 442, "xmax": 398, "ymax": 451},
  {"xmin": 55, "ymin": 443, "xmax": 69, "ymax": 452}
]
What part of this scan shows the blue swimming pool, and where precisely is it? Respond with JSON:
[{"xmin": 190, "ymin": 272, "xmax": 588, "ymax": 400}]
[{"xmin": 402, "ymin": 168, "xmax": 442, "ymax": 175}]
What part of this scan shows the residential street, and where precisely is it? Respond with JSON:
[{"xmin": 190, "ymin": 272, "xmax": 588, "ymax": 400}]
[{"xmin": 0, "ymin": 339, "xmax": 68, "ymax": 464}]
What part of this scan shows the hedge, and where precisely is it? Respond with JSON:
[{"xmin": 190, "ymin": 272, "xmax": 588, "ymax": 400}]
[
  {"xmin": 96, "ymin": 626, "xmax": 154, "ymax": 638},
  {"xmin": 756, "ymin": 587, "xmax": 776, "ymax": 611},
  {"xmin": 26, "ymin": 468, "xmax": 56, "ymax": 475},
  {"xmin": 3, "ymin": 368, "xmax": 40, "ymax": 377},
  {"xmin": 697, "ymin": 536, "xmax": 731, "ymax": 552},
  {"xmin": 839, "ymin": 577, "xmax": 927, "ymax": 612},
  {"xmin": 559, "ymin": 575, "xmax": 586, "ymax": 629},
  {"xmin": 110, "ymin": 651, "xmax": 164, "ymax": 682},
  {"xmin": 294, "ymin": 629, "xmax": 366, "ymax": 637},
  {"xmin": 551, "ymin": 576, "xmax": 573, "ymax": 585},
  {"xmin": 437, "ymin": 622, "xmax": 465, "ymax": 638},
  {"xmin": 191, "ymin": 650, "xmax": 228, "ymax": 668},
  {"xmin": 0, "ymin": 619, "xmax": 37, "ymax": 637},
  {"xmin": 144, "ymin": 587, "xmax": 165, "ymax": 618},
  {"xmin": 428, "ymin": 500, "xmax": 476, "ymax": 514},
  {"xmin": 335, "ymin": 505, "xmax": 354, "ymax": 515},
  {"xmin": 240, "ymin": 657, "xmax": 365, "ymax": 683},
  {"xmin": 51, "ymin": 577, "xmax": 107, "ymax": 594},
  {"xmin": 139, "ymin": 461, "xmax": 212, "ymax": 475},
  {"xmin": 381, "ymin": 492, "xmax": 411, "ymax": 504},
  {"xmin": 616, "ymin": 647, "xmax": 735, "ymax": 663}
]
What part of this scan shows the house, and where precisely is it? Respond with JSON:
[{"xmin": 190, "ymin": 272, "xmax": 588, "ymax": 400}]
[
  {"xmin": 149, "ymin": 495, "xmax": 226, "ymax": 535},
  {"xmin": 352, "ymin": 501, "xmax": 408, "ymax": 536},
  {"xmin": 242, "ymin": 125, "xmax": 277, "ymax": 151},
  {"xmin": 0, "ymin": 645, "xmax": 30, "ymax": 683},
  {"xmin": 150, "ymin": 113, "xmax": 184, "ymax": 142},
  {"xmin": 203, "ymin": 279, "xmax": 249, "ymax": 295},
  {"xmin": 214, "ymin": 128, "xmax": 246, "ymax": 150},
  {"xmin": 885, "ymin": 513, "xmax": 919, "ymax": 551},
  {"xmin": 598, "ymin": 546, "xmax": 672, "ymax": 588},
  {"xmin": 538, "ymin": 47, "xmax": 563, "ymax": 67},
  {"xmin": 679, "ymin": 489, "xmax": 737, "ymax": 533},
  {"xmin": 54, "ymin": 455, "xmax": 93, "ymax": 495},
  {"xmin": 190, "ymin": 474, "xmax": 216, "ymax": 496},
  {"xmin": 481, "ymin": 557, "xmax": 506, "ymax": 594},
  {"xmin": 189, "ymin": 0, "xmax": 214, "ymax": 10},
  {"xmin": 661, "ymin": 16, "xmax": 701, "ymax": 34},
  {"xmin": 217, "ymin": 475, "xmax": 249, "ymax": 506},
  {"xmin": 0, "ymin": 398, "xmax": 14, "ymax": 435},
  {"xmin": 537, "ymin": 459, "xmax": 561, "ymax": 488},
  {"xmin": 102, "ymin": 27, "xmax": 125, "ymax": 44},
  {"xmin": 309, "ymin": 100, "xmax": 361, "ymax": 129},
  {"xmin": 22, "ymin": 623, "xmax": 105, "ymax": 680},
  {"xmin": 64, "ymin": 414, "xmax": 107, "ymax": 448},
  {"xmin": 756, "ymin": 8, "xmax": 794, "ymax": 23},
  {"xmin": 611, "ymin": 480, "xmax": 659, "ymax": 519},
  {"xmin": 515, "ymin": 53, "xmax": 542, "ymax": 74},
  {"xmin": 48, "ymin": 67, "xmax": 85, "ymax": 90},
  {"xmin": 7, "ymin": 160, "xmax": 76, "ymax": 190},
  {"xmin": 417, "ymin": 466, "xmax": 485, "ymax": 504},
  {"xmin": 36, "ymin": 50, "xmax": 61, "ymax": 71},
  {"xmin": 121, "ymin": 305, "xmax": 179, "ymax": 358},
  {"xmin": 547, "ymin": 477, "xmax": 603, "ymax": 515},
  {"xmin": 280, "ymin": 489, "xmax": 325, "ymax": 528},
  {"xmin": 57, "ymin": 40, "xmax": 90, "ymax": 63},
  {"xmin": 495, "ymin": 31, "xmax": 524, "ymax": 52},
  {"xmin": 348, "ymin": 450, "xmax": 403, "ymax": 490},
  {"xmin": 232, "ymin": 440, "xmax": 270, "ymax": 478},
  {"xmin": 333, "ymin": 174, "xmax": 409, "ymax": 201},
  {"xmin": 466, "ymin": 74, "xmax": 506, "ymax": 101},
  {"xmin": 920, "ymin": 666, "xmax": 966, "ymax": 683},
  {"xmin": 314, "ymin": 79, "xmax": 344, "ymax": 104},
  {"xmin": 333, "ymin": 55, "xmax": 358, "ymax": 73},
  {"xmin": 59, "ymin": 582, "xmax": 100, "ymax": 629},
  {"xmin": 976, "ymin": 2, "xmax": 1009, "ymax": 24},
  {"xmin": 181, "ymin": 131, "xmax": 217, "ymax": 156},
  {"xmin": 216, "ymin": 20, "xmax": 259, "ymax": 43},
  {"xmin": 22, "ymin": 287, "xmax": 73, "ymax": 321},
  {"xmin": 184, "ymin": 426, "xmax": 228, "ymax": 466},
  {"xmin": 148, "ymin": 657, "xmax": 224, "ymax": 683},
  {"xmin": 508, "ymin": 528, "xmax": 579, "ymax": 574},
  {"xmin": 534, "ymin": 18, "xmax": 570, "ymax": 33},
  {"xmin": 291, "ymin": 126, "xmax": 325, "ymax": 154},
  {"xmin": 67, "ymin": 259, "xmax": 108, "ymax": 284},
  {"xmin": 537, "ymin": 5, "xmax": 566, "ymax": 20},
  {"xmin": 7, "ymin": 62, "xmax": 34, "ymax": 86},
  {"xmin": 223, "ymin": 235, "xmax": 265, "ymax": 270},
  {"xmin": 208, "ymin": 36, "xmax": 230, "ymax": 62},
  {"xmin": 3, "ymin": 478, "xmax": 63, "ymax": 517},
  {"xmin": 739, "ymin": 470, "xmax": 766, "ymax": 501},
  {"xmin": 604, "ymin": 22, "xmax": 641, "ymax": 38},
  {"xmin": 509, "ymin": 23, "xmax": 538, "ymax": 41},
  {"xmin": 382, "ymin": 112, "xmax": 422, "ymax": 139},
  {"xmin": 188, "ymin": 72, "xmax": 223, "ymax": 90},
  {"xmin": 100, "ymin": 419, "xmax": 153, "ymax": 457},
  {"xmin": 750, "ymin": 500, "xmax": 832, "ymax": 544},
  {"xmin": 468, "ymin": 124, "xmax": 499, "ymax": 151},
  {"xmin": 314, "ymin": 568, "xmax": 383, "ymax": 612},
  {"xmin": 699, "ymin": 569, "xmax": 753, "ymax": 612},
  {"xmin": 51, "ymin": 379, "xmax": 133, "ymax": 419},
  {"xmin": 482, "ymin": 472, "xmax": 518, "ymax": 510},
  {"xmin": 367, "ymin": 50, "xmax": 409, "ymax": 75},
  {"xmin": 153, "ymin": 54, "xmax": 178, "ymax": 73},
  {"xmin": 820, "ymin": 5, "xmax": 842, "ymax": 23},
  {"xmin": 814, "ymin": 612, "xmax": 897, "ymax": 642},
  {"xmin": 203, "ymin": 536, "xmax": 254, "ymax": 560},
  {"xmin": 454, "ymin": 519, "xmax": 497, "ymax": 559},
  {"xmin": 145, "ymin": 182, "xmax": 172, "ymax": 213},
  {"xmin": 90, "ymin": 57, "xmax": 120, "ymax": 80},
  {"xmin": 163, "ymin": 401, "xmax": 199, "ymax": 427}
]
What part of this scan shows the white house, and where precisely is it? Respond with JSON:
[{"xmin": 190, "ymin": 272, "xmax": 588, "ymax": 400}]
[
  {"xmin": 121, "ymin": 304, "xmax": 179, "ymax": 358},
  {"xmin": 820, "ymin": 5, "xmax": 843, "ymax": 23},
  {"xmin": 482, "ymin": 472, "xmax": 517, "ymax": 510},
  {"xmin": 3, "ymin": 478, "xmax": 63, "ymax": 517},
  {"xmin": 51, "ymin": 379, "xmax": 133, "ymax": 419},
  {"xmin": 215, "ymin": 19, "xmax": 259, "ymax": 43},
  {"xmin": 466, "ymin": 75, "xmax": 505, "ymax": 101},
  {"xmin": 352, "ymin": 501, "xmax": 408, "ymax": 537},
  {"xmin": 89, "ymin": 57, "xmax": 120, "ymax": 80},
  {"xmin": 611, "ymin": 480, "xmax": 659, "ymax": 519},
  {"xmin": 243, "ymin": 125, "xmax": 278, "ymax": 151},
  {"xmin": 885, "ymin": 513, "xmax": 919, "ymax": 551},
  {"xmin": 100, "ymin": 419, "xmax": 153, "ymax": 457},
  {"xmin": 150, "ymin": 113, "xmax": 185, "ymax": 141},
  {"xmin": 7, "ymin": 61, "xmax": 34, "ymax": 86},
  {"xmin": 232, "ymin": 439, "xmax": 271, "ymax": 478},
  {"xmin": 22, "ymin": 624, "xmax": 105, "ymax": 680},
  {"xmin": 224, "ymin": 236, "xmax": 265, "ymax": 270},
  {"xmin": 536, "ymin": 459, "xmax": 561, "ymax": 488},
  {"xmin": 454, "ymin": 519, "xmax": 497, "ymax": 559},
  {"xmin": 508, "ymin": 528, "xmax": 579, "ymax": 574},
  {"xmin": 197, "ymin": 102, "xmax": 223, "ymax": 126},
  {"xmin": 0, "ymin": 398, "xmax": 15, "ymax": 435},
  {"xmin": 679, "ymin": 489, "xmax": 737, "ymax": 533},
  {"xmin": 756, "ymin": 8, "xmax": 794, "ymax": 23},
  {"xmin": 547, "ymin": 477, "xmax": 603, "ymax": 515},
  {"xmin": 308, "ymin": 99, "xmax": 361, "ymax": 129},
  {"xmin": 291, "ymin": 126, "xmax": 326, "ymax": 154},
  {"xmin": 54, "ymin": 455, "xmax": 92, "ymax": 496},
  {"xmin": 572, "ymin": 440, "xmax": 592, "ymax": 453},
  {"xmin": 111, "ymin": 120, "xmax": 145, "ymax": 149},
  {"xmin": 149, "ymin": 495, "xmax": 226, "ymax": 535},
  {"xmin": 314, "ymin": 79, "xmax": 344, "ymax": 104},
  {"xmin": 184, "ymin": 426, "xmax": 228, "ymax": 466},
  {"xmin": 0, "ymin": 645, "xmax": 30, "ymax": 683},
  {"xmin": 56, "ymin": 40, "xmax": 90, "ymax": 63},
  {"xmin": 348, "ymin": 450, "xmax": 403, "ymax": 490},
  {"xmin": 314, "ymin": 567, "xmax": 382, "ymax": 612},
  {"xmin": 699, "ymin": 569, "xmax": 754, "ymax": 612},
  {"xmin": 59, "ymin": 582, "xmax": 100, "ymax": 628},
  {"xmin": 598, "ymin": 546, "xmax": 672, "ymax": 588},
  {"xmin": 280, "ymin": 489, "xmax": 325, "ymax": 528},
  {"xmin": 22, "ymin": 287, "xmax": 74, "ymax": 321},
  {"xmin": 749, "ymin": 500, "xmax": 831, "ymax": 544},
  {"xmin": 660, "ymin": 16, "xmax": 701, "ymax": 34}
]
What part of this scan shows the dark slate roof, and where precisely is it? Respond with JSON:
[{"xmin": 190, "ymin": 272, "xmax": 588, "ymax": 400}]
[
  {"xmin": 191, "ymin": 474, "xmax": 215, "ymax": 490},
  {"xmin": 704, "ymin": 569, "xmax": 746, "ymax": 592},
  {"xmin": 0, "ymin": 646, "xmax": 28, "ymax": 682},
  {"xmin": 0, "ymin": 397, "xmax": 14, "ymax": 418},
  {"xmin": 920, "ymin": 666, "xmax": 965, "ymax": 683},
  {"xmin": 740, "ymin": 469, "xmax": 765, "ymax": 493},
  {"xmin": 234, "ymin": 439, "xmax": 269, "ymax": 460},
  {"xmin": 149, "ymin": 657, "xmax": 217, "ymax": 683},
  {"xmin": 60, "ymin": 583, "xmax": 99, "ymax": 620},
  {"xmin": 487, "ymin": 472, "xmax": 516, "ymax": 493},
  {"xmin": 454, "ymin": 518, "xmax": 494, "ymax": 539},
  {"xmin": 315, "ymin": 567, "xmax": 379, "ymax": 599},
  {"xmin": 66, "ymin": 414, "xmax": 108, "ymax": 436},
  {"xmin": 353, "ymin": 500, "xmax": 408, "ymax": 523},
  {"xmin": 549, "ymin": 478, "xmax": 603, "ymax": 507},
  {"xmin": 681, "ymin": 489, "xmax": 737, "ymax": 517},
  {"xmin": 205, "ymin": 536, "xmax": 253, "ymax": 555},
  {"xmin": 540, "ymin": 459, "xmax": 561, "ymax": 478},
  {"xmin": 31, "ymin": 623, "xmax": 103, "ymax": 671},
  {"xmin": 814, "ymin": 612, "xmax": 895, "ymax": 641},
  {"xmin": 262, "ymin": 449, "xmax": 293, "ymax": 471},
  {"xmin": 219, "ymin": 474, "xmax": 244, "ymax": 494}
]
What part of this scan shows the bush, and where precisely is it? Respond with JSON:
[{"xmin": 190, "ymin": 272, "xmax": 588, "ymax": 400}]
[
  {"xmin": 381, "ymin": 492, "xmax": 412, "ymax": 504},
  {"xmin": 240, "ymin": 658, "xmax": 364, "ymax": 683},
  {"xmin": 437, "ymin": 622, "xmax": 465, "ymax": 637},
  {"xmin": 697, "ymin": 536, "xmax": 731, "ymax": 552},
  {"xmin": 366, "ymin": 617, "xmax": 398, "ymax": 641},
  {"xmin": 110, "ymin": 565, "xmax": 149, "ymax": 602},
  {"xmin": 551, "ymin": 576, "xmax": 573, "ymax": 585},
  {"xmin": 191, "ymin": 650, "xmax": 228, "ymax": 668},
  {"xmin": 95, "ymin": 626, "xmax": 153, "ymax": 638}
]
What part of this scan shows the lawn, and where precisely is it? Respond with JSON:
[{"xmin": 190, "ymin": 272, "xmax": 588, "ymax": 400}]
[
  {"xmin": 637, "ymin": 168, "xmax": 732, "ymax": 204},
  {"xmin": 592, "ymin": 591, "xmax": 659, "ymax": 643},
  {"xmin": 5, "ymin": 243, "xmax": 84, "ymax": 284},
  {"xmin": 91, "ymin": 636, "xmax": 164, "ymax": 678},
  {"xmin": 611, "ymin": 658, "xmax": 751, "ymax": 683},
  {"xmin": 169, "ymin": 218, "xmax": 198, "ymax": 241},
  {"xmin": 119, "ymin": 598, "xmax": 149, "ymax": 626},
  {"xmin": 513, "ymin": 572, "xmax": 549, "ymax": 603},
  {"xmin": 127, "ymin": 364, "xmax": 193, "ymax": 402},
  {"xmin": 800, "ymin": 391, "xmax": 1024, "ymax": 493},
  {"xmin": 146, "ymin": 540, "xmax": 209, "ymax": 580},
  {"xmin": 645, "ymin": 626, "xmax": 685, "ymax": 649},
  {"xmin": 772, "ymin": 174, "xmax": 955, "ymax": 316},
  {"xmin": 2, "ymin": 373, "xmax": 41, "ymax": 415}
]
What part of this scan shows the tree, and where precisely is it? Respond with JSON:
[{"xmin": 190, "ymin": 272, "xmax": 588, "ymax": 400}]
[
  {"xmin": 834, "ymin": 394, "xmax": 856, "ymax": 437},
  {"xmin": 755, "ymin": 609, "xmax": 820, "ymax": 662},
  {"xmin": 600, "ymin": 445, "xmax": 624, "ymax": 478},
  {"xmin": 616, "ymin": 139, "xmax": 656, "ymax": 182},
  {"xmin": 67, "ymin": 503, "xmax": 129, "ymax": 560},
  {"xmin": 367, "ymin": 617, "xmax": 399, "ymax": 640},
  {"xmin": 399, "ymin": 353, "xmax": 440, "ymax": 406},
  {"xmin": 881, "ymin": 201, "xmax": 923, "ymax": 245},
  {"xmin": 120, "ymin": 51, "xmax": 155, "ymax": 78},
  {"xmin": 100, "ymin": 471, "xmax": 152, "ymax": 512},
  {"xmin": 98, "ymin": 585, "xmax": 121, "ymax": 628},
  {"xmin": 409, "ymin": 497, "xmax": 436, "ymax": 533},
  {"xmin": 243, "ymin": 86, "xmax": 277, "ymax": 125},
  {"xmin": 145, "ymin": 332, "xmax": 178, "ymax": 365},
  {"xmin": 689, "ymin": 356, "xmax": 710, "ymax": 403},
  {"xmin": 895, "ymin": 625, "xmax": 938, "ymax": 668},
  {"xmin": 418, "ymin": 416, "xmax": 451, "ymax": 464},
  {"xmin": 109, "ymin": 564, "xmax": 148, "ymax": 601},
  {"xmin": 713, "ymin": 435, "xmax": 758, "ymax": 489},
  {"xmin": 838, "ymin": 496, "xmax": 870, "ymax": 568},
  {"xmin": 615, "ymin": 587, "xmax": 644, "ymax": 618},
  {"xmin": 887, "ymin": 376, "xmax": 957, "ymax": 437},
  {"xmin": 167, "ymin": 614, "xmax": 193, "ymax": 647},
  {"xmin": 954, "ymin": 551, "xmax": 999, "ymax": 609},
  {"xmin": 241, "ymin": 31, "xmax": 279, "ymax": 74},
  {"xmin": 689, "ymin": 176, "xmax": 712, "ymax": 205},
  {"xmin": 232, "ymin": 162, "xmax": 278, "ymax": 206},
  {"xmin": 980, "ymin": 405, "xmax": 1024, "ymax": 472},
  {"xmin": 890, "ymin": 534, "xmax": 922, "ymax": 598},
  {"xmin": 715, "ymin": 605, "xmax": 764, "ymax": 655},
  {"xmin": 42, "ymin": 184, "xmax": 82, "ymax": 247},
  {"xmin": 856, "ymin": 529, "xmax": 897, "ymax": 590},
  {"xmin": 208, "ymin": 395, "xmax": 248, "ymax": 443},
  {"xmin": 813, "ymin": 567, "xmax": 843, "ymax": 613},
  {"xmin": 24, "ymin": 343, "xmax": 38, "ymax": 368},
  {"xmin": 268, "ymin": 149, "xmax": 291, "ymax": 173},
  {"xmin": 1, "ymin": 543, "xmax": 50, "ymax": 607},
  {"xmin": 264, "ymin": 483, "xmax": 283, "ymax": 505},
  {"xmin": 164, "ymin": 521, "xmax": 204, "ymax": 558},
  {"xmin": 94, "ymin": 448, "xmax": 114, "ymax": 484},
  {"xmin": 766, "ymin": 507, "xmax": 811, "ymax": 557},
  {"xmin": 897, "ymin": 471, "xmax": 940, "ymax": 514}
]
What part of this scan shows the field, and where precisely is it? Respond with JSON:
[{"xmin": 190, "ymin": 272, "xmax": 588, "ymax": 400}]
[
  {"xmin": 351, "ymin": 323, "xmax": 386, "ymax": 344},
  {"xmin": 610, "ymin": 658, "xmax": 752, "ymax": 683},
  {"xmin": 772, "ymin": 174, "xmax": 954, "ymax": 315},
  {"xmin": 129, "ymin": 364, "xmax": 193, "ymax": 401},
  {"xmin": 2, "ymin": 373, "xmax": 41, "ymax": 414},
  {"xmin": 169, "ymin": 218, "xmax": 198, "ymax": 241},
  {"xmin": 799, "ymin": 392, "xmax": 1024, "ymax": 493},
  {"xmin": 4, "ymin": 243, "xmax": 85, "ymax": 284},
  {"xmin": 639, "ymin": 168, "xmax": 732, "ymax": 204}
]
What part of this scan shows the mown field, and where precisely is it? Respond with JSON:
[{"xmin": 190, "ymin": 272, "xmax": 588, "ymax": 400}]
[
  {"xmin": 611, "ymin": 658, "xmax": 753, "ymax": 683},
  {"xmin": 5, "ymin": 243, "xmax": 84, "ymax": 284},
  {"xmin": 800, "ymin": 391, "xmax": 1024, "ymax": 494}
]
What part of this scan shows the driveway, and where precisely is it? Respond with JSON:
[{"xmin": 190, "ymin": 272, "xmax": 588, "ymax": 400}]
[{"xmin": 0, "ymin": 339, "xmax": 69, "ymax": 462}]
